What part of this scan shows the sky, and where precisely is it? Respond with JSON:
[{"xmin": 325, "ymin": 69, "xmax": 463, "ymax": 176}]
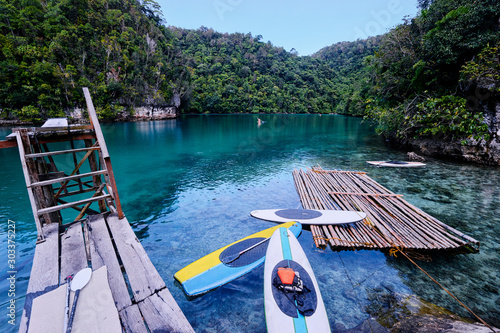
[{"xmin": 155, "ymin": 0, "xmax": 420, "ymax": 56}]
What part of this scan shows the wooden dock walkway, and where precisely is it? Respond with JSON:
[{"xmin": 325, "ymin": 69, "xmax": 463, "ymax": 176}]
[
  {"xmin": 1, "ymin": 88, "xmax": 194, "ymax": 332},
  {"xmin": 20, "ymin": 212, "xmax": 193, "ymax": 332},
  {"xmin": 293, "ymin": 167, "xmax": 480, "ymax": 252}
]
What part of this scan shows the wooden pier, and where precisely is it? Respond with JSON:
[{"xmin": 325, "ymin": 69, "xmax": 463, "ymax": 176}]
[
  {"xmin": 293, "ymin": 167, "xmax": 480, "ymax": 252},
  {"xmin": 1, "ymin": 88, "xmax": 194, "ymax": 332}
]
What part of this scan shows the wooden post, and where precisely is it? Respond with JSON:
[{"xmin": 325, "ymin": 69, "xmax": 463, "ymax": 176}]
[
  {"xmin": 85, "ymin": 139, "xmax": 107, "ymax": 212},
  {"xmin": 83, "ymin": 87, "xmax": 124, "ymax": 219},
  {"xmin": 15, "ymin": 131, "xmax": 45, "ymax": 241}
]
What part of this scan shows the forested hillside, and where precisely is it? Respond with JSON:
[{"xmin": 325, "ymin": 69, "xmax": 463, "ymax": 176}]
[
  {"xmin": 171, "ymin": 28, "xmax": 379, "ymax": 115},
  {"xmin": 0, "ymin": 0, "xmax": 188, "ymax": 121},
  {"xmin": 363, "ymin": 0, "xmax": 500, "ymax": 145},
  {"xmin": 1, "ymin": 0, "xmax": 499, "ymax": 163}
]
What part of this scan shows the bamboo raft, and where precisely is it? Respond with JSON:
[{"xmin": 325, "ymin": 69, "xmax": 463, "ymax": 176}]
[
  {"xmin": 1, "ymin": 88, "xmax": 194, "ymax": 332},
  {"xmin": 293, "ymin": 167, "xmax": 479, "ymax": 252}
]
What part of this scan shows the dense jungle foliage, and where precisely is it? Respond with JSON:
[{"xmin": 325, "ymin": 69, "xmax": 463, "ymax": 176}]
[
  {"xmin": 0, "ymin": 0, "xmax": 187, "ymax": 121},
  {"xmin": 0, "ymin": 0, "xmax": 499, "ymax": 143}
]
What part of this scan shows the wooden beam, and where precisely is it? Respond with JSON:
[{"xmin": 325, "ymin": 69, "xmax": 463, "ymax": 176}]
[
  {"xmin": 104, "ymin": 159, "xmax": 124, "ymax": 219},
  {"xmin": 35, "ymin": 133, "xmax": 96, "ymax": 144},
  {"xmin": 83, "ymin": 88, "xmax": 109, "ymax": 158},
  {"xmin": 57, "ymin": 187, "xmax": 100, "ymax": 198},
  {"xmin": 25, "ymin": 147, "xmax": 101, "ymax": 158},
  {"xmin": 30, "ymin": 170, "xmax": 107, "ymax": 188},
  {"xmin": 0, "ymin": 140, "xmax": 17, "ymax": 148},
  {"xmin": 15, "ymin": 131, "xmax": 45, "ymax": 239},
  {"xmin": 73, "ymin": 184, "xmax": 105, "ymax": 221},
  {"xmin": 33, "ymin": 124, "xmax": 93, "ymax": 132},
  {"xmin": 37, "ymin": 194, "xmax": 111, "ymax": 215},
  {"xmin": 83, "ymin": 87, "xmax": 124, "ymax": 219},
  {"xmin": 328, "ymin": 191, "xmax": 403, "ymax": 197},
  {"xmin": 52, "ymin": 141, "xmax": 100, "ymax": 200}
]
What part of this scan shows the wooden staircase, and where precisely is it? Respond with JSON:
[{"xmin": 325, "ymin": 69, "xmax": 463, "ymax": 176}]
[
  {"xmin": 12, "ymin": 87, "xmax": 123, "ymax": 242},
  {"xmin": 1, "ymin": 88, "xmax": 194, "ymax": 332}
]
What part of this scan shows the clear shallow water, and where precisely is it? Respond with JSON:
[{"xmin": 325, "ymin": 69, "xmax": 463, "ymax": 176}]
[{"xmin": 0, "ymin": 115, "xmax": 499, "ymax": 332}]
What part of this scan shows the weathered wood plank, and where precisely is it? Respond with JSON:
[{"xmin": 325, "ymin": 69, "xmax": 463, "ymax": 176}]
[
  {"xmin": 60, "ymin": 223, "xmax": 88, "ymax": 280},
  {"xmin": 37, "ymin": 194, "xmax": 112, "ymax": 215},
  {"xmin": 83, "ymin": 88, "xmax": 124, "ymax": 218},
  {"xmin": 138, "ymin": 289, "xmax": 194, "ymax": 333},
  {"xmin": 119, "ymin": 305, "xmax": 148, "ymax": 333},
  {"xmin": 83, "ymin": 87, "xmax": 109, "ymax": 158},
  {"xmin": 30, "ymin": 170, "xmax": 107, "ymax": 188},
  {"xmin": 0, "ymin": 139, "xmax": 17, "ymax": 148},
  {"xmin": 15, "ymin": 131, "xmax": 45, "ymax": 238},
  {"xmin": 87, "ymin": 214, "xmax": 131, "ymax": 311},
  {"xmin": 106, "ymin": 213, "xmax": 165, "ymax": 302},
  {"xmin": 24, "ymin": 146, "xmax": 100, "ymax": 158},
  {"xmin": 19, "ymin": 223, "xmax": 59, "ymax": 333}
]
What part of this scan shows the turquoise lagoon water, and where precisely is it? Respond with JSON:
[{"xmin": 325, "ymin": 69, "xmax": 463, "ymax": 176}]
[{"xmin": 0, "ymin": 114, "xmax": 499, "ymax": 332}]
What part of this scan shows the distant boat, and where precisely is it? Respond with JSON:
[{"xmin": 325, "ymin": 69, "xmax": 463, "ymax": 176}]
[{"xmin": 367, "ymin": 161, "xmax": 426, "ymax": 168}]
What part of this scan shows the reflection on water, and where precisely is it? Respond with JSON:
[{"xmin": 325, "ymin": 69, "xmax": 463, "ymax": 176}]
[{"xmin": 0, "ymin": 115, "xmax": 498, "ymax": 332}]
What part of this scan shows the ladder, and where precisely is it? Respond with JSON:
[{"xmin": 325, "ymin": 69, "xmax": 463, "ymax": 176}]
[{"xmin": 13, "ymin": 88, "xmax": 124, "ymax": 242}]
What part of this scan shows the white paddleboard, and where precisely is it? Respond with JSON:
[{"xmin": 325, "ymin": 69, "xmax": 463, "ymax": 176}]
[
  {"xmin": 264, "ymin": 227, "xmax": 330, "ymax": 333},
  {"xmin": 251, "ymin": 209, "xmax": 366, "ymax": 225},
  {"xmin": 367, "ymin": 161, "xmax": 426, "ymax": 167}
]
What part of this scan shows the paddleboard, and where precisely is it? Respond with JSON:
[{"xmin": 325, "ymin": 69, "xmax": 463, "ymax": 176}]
[
  {"xmin": 251, "ymin": 209, "xmax": 366, "ymax": 225},
  {"xmin": 174, "ymin": 222, "xmax": 302, "ymax": 296},
  {"xmin": 367, "ymin": 161, "xmax": 426, "ymax": 167},
  {"xmin": 264, "ymin": 227, "xmax": 330, "ymax": 333}
]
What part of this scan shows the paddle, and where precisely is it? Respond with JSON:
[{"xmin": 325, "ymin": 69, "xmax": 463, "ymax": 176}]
[
  {"xmin": 221, "ymin": 236, "xmax": 271, "ymax": 264},
  {"xmin": 66, "ymin": 267, "xmax": 92, "ymax": 333},
  {"xmin": 63, "ymin": 275, "xmax": 73, "ymax": 333}
]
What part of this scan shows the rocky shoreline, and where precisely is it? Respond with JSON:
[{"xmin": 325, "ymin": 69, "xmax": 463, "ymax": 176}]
[
  {"xmin": 385, "ymin": 100, "xmax": 500, "ymax": 166},
  {"xmin": 336, "ymin": 287, "xmax": 499, "ymax": 333}
]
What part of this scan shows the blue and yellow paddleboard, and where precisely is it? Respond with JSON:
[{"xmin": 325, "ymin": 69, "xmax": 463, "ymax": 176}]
[{"xmin": 174, "ymin": 222, "xmax": 302, "ymax": 296}]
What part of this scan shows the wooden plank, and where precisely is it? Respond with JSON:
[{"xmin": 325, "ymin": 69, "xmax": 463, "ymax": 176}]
[
  {"xmin": 74, "ymin": 184, "xmax": 105, "ymax": 221},
  {"xmin": 19, "ymin": 224, "xmax": 59, "ymax": 333},
  {"xmin": 31, "ymin": 133, "xmax": 96, "ymax": 144},
  {"xmin": 37, "ymin": 194, "xmax": 112, "ymax": 215},
  {"xmin": 0, "ymin": 139, "xmax": 17, "ymax": 148},
  {"xmin": 119, "ymin": 305, "xmax": 148, "ymax": 333},
  {"xmin": 106, "ymin": 213, "xmax": 165, "ymax": 302},
  {"xmin": 57, "ymin": 187, "xmax": 100, "ymax": 198},
  {"xmin": 328, "ymin": 191, "xmax": 403, "ymax": 197},
  {"xmin": 60, "ymin": 223, "xmax": 88, "ymax": 279},
  {"xmin": 104, "ymin": 158, "xmax": 124, "ymax": 219},
  {"xmin": 25, "ymin": 147, "xmax": 101, "ymax": 158},
  {"xmin": 29, "ymin": 169, "xmax": 107, "ymax": 188},
  {"xmin": 87, "ymin": 214, "xmax": 131, "ymax": 311},
  {"xmin": 83, "ymin": 87, "xmax": 124, "ymax": 218},
  {"xmin": 15, "ymin": 131, "xmax": 44, "ymax": 238},
  {"xmin": 85, "ymin": 139, "xmax": 107, "ymax": 212},
  {"xmin": 83, "ymin": 87, "xmax": 109, "ymax": 158},
  {"xmin": 138, "ymin": 289, "xmax": 194, "ymax": 333},
  {"xmin": 35, "ymin": 124, "xmax": 93, "ymax": 132}
]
